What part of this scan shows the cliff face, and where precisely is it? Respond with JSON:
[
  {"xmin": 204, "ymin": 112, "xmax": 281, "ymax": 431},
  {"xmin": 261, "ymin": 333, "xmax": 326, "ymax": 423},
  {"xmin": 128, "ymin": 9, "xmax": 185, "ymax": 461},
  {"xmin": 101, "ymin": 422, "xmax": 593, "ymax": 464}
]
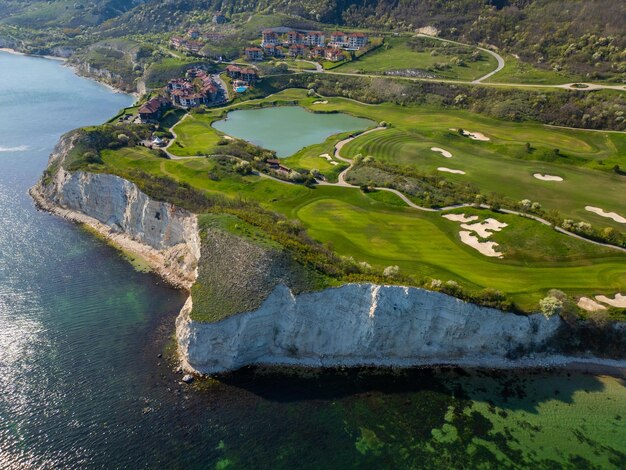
[
  {"xmin": 176, "ymin": 283, "xmax": 563, "ymax": 374},
  {"xmin": 32, "ymin": 133, "xmax": 200, "ymax": 289}
]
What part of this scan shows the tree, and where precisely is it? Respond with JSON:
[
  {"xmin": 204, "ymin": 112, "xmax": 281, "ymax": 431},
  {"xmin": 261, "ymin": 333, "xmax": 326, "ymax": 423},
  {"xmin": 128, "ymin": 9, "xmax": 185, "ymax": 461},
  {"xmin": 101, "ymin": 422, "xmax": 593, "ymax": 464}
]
[
  {"xmin": 539, "ymin": 296, "xmax": 563, "ymax": 318},
  {"xmin": 383, "ymin": 265, "xmax": 400, "ymax": 278}
]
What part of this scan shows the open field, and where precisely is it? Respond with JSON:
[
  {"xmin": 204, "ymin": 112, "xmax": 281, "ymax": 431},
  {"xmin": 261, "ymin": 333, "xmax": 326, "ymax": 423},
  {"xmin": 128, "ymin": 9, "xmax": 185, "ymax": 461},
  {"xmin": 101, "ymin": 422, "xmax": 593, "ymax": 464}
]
[
  {"xmin": 485, "ymin": 54, "xmax": 581, "ymax": 85},
  {"xmin": 333, "ymin": 36, "xmax": 498, "ymax": 81}
]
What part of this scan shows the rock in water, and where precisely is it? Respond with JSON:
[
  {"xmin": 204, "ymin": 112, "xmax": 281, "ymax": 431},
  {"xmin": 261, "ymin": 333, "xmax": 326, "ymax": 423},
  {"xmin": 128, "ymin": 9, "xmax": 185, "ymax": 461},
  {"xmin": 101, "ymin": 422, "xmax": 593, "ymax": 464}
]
[{"xmin": 182, "ymin": 374, "xmax": 194, "ymax": 384}]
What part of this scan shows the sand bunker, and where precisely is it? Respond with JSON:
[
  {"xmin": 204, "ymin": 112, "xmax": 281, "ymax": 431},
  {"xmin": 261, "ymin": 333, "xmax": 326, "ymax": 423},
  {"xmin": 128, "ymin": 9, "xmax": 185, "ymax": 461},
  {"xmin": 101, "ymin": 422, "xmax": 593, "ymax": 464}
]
[
  {"xmin": 431, "ymin": 147, "xmax": 452, "ymax": 158},
  {"xmin": 577, "ymin": 297, "xmax": 607, "ymax": 312},
  {"xmin": 330, "ymin": 161, "xmax": 339, "ymax": 166},
  {"xmin": 533, "ymin": 173, "xmax": 563, "ymax": 182},
  {"xmin": 443, "ymin": 214, "xmax": 479, "ymax": 223},
  {"xmin": 459, "ymin": 231, "xmax": 503, "ymax": 258},
  {"xmin": 462, "ymin": 131, "xmax": 490, "ymax": 141},
  {"xmin": 585, "ymin": 206, "xmax": 626, "ymax": 224},
  {"xmin": 438, "ymin": 167, "xmax": 465, "ymax": 175},
  {"xmin": 313, "ymin": 100, "xmax": 328, "ymax": 105},
  {"xmin": 319, "ymin": 153, "xmax": 332, "ymax": 161},
  {"xmin": 595, "ymin": 293, "xmax": 626, "ymax": 308},
  {"xmin": 461, "ymin": 218, "xmax": 508, "ymax": 239}
]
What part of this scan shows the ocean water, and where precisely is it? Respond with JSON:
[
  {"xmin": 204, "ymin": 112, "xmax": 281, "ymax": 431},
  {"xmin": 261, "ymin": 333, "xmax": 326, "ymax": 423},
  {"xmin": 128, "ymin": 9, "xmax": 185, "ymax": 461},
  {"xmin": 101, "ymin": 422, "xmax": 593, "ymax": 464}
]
[{"xmin": 0, "ymin": 51, "xmax": 625, "ymax": 469}]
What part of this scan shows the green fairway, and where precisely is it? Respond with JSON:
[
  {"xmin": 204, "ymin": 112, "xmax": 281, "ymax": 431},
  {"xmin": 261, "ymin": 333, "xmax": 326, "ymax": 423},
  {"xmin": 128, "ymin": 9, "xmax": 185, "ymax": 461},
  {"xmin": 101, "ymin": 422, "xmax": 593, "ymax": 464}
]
[
  {"xmin": 334, "ymin": 36, "xmax": 499, "ymax": 81},
  {"xmin": 341, "ymin": 127, "xmax": 626, "ymax": 230},
  {"xmin": 99, "ymin": 142, "xmax": 626, "ymax": 311}
]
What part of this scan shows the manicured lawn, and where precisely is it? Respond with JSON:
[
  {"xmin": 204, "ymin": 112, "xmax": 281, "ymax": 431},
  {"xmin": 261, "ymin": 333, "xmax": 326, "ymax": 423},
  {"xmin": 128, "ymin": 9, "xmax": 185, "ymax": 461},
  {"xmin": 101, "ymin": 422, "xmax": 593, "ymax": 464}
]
[
  {"xmin": 167, "ymin": 112, "xmax": 225, "ymax": 156},
  {"xmin": 341, "ymin": 127, "xmax": 626, "ymax": 230},
  {"xmin": 100, "ymin": 142, "xmax": 626, "ymax": 311},
  {"xmin": 333, "ymin": 36, "xmax": 499, "ymax": 81}
]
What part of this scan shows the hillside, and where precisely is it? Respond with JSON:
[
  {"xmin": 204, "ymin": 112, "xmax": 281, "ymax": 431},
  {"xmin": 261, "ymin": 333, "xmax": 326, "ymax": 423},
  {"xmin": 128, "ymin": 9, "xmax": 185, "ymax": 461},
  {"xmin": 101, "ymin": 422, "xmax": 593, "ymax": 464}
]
[{"xmin": 0, "ymin": 0, "xmax": 624, "ymax": 80}]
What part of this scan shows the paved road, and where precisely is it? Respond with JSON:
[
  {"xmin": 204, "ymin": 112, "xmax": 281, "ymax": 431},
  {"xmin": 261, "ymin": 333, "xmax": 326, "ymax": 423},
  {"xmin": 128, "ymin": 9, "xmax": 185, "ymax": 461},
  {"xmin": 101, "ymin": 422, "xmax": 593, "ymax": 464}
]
[{"xmin": 282, "ymin": 33, "xmax": 625, "ymax": 93}]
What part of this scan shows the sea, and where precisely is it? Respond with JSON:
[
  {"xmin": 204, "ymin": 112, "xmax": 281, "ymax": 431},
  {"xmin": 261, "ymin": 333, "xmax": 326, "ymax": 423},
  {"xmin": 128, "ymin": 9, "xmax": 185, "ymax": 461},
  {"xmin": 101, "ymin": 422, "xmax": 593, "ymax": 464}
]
[{"xmin": 0, "ymin": 51, "xmax": 624, "ymax": 469}]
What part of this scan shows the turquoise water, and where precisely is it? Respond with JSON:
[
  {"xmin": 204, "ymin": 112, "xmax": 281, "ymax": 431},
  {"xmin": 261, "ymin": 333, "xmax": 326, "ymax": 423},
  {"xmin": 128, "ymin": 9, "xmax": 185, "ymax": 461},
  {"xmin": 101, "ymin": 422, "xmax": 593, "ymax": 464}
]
[
  {"xmin": 1, "ymin": 51, "xmax": 625, "ymax": 468},
  {"xmin": 212, "ymin": 106, "xmax": 374, "ymax": 157},
  {"xmin": 235, "ymin": 86, "xmax": 247, "ymax": 93}
]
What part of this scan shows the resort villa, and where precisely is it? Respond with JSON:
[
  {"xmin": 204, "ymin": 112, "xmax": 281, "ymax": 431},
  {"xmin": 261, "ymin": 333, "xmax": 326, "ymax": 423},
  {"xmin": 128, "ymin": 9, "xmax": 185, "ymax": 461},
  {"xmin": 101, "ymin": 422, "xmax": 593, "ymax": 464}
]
[
  {"xmin": 246, "ymin": 28, "xmax": 369, "ymax": 62},
  {"xmin": 166, "ymin": 68, "xmax": 220, "ymax": 108}
]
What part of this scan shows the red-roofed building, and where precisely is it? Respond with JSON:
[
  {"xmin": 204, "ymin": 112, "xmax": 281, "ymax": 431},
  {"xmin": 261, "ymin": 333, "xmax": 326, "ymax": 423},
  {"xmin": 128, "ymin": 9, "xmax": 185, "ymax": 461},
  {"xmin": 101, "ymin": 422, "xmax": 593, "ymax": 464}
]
[
  {"xmin": 308, "ymin": 46, "xmax": 325, "ymax": 59},
  {"xmin": 287, "ymin": 31, "xmax": 304, "ymax": 45},
  {"xmin": 244, "ymin": 47, "xmax": 263, "ymax": 61},
  {"xmin": 138, "ymin": 97, "xmax": 170, "ymax": 123},
  {"xmin": 304, "ymin": 31, "xmax": 325, "ymax": 46},
  {"xmin": 261, "ymin": 30, "xmax": 279, "ymax": 46},
  {"xmin": 329, "ymin": 31, "xmax": 347, "ymax": 45},
  {"xmin": 325, "ymin": 48, "xmax": 344, "ymax": 62},
  {"xmin": 288, "ymin": 44, "xmax": 307, "ymax": 58},
  {"xmin": 347, "ymin": 33, "xmax": 368, "ymax": 49}
]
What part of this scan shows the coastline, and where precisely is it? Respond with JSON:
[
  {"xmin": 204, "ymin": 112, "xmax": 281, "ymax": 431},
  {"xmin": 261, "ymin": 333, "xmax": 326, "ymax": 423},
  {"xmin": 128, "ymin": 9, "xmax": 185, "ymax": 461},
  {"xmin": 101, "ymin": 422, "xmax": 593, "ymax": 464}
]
[
  {"xmin": 29, "ymin": 182, "xmax": 193, "ymax": 291},
  {"xmin": 0, "ymin": 46, "xmax": 67, "ymax": 62},
  {"xmin": 0, "ymin": 47, "xmax": 139, "ymax": 98}
]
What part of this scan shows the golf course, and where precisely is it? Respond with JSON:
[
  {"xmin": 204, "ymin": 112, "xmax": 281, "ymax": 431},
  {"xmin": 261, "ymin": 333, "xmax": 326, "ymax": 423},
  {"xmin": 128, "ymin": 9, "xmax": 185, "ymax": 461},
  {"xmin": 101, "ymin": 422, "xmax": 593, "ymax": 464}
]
[{"xmin": 94, "ymin": 89, "xmax": 626, "ymax": 312}]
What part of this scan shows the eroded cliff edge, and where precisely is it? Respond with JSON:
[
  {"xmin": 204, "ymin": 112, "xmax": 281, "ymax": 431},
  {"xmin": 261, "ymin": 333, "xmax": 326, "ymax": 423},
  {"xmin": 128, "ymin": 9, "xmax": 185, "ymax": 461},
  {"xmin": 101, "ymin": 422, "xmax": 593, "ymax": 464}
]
[
  {"xmin": 31, "ymin": 131, "xmax": 200, "ymax": 290},
  {"xmin": 33, "ymin": 132, "xmax": 626, "ymax": 375}
]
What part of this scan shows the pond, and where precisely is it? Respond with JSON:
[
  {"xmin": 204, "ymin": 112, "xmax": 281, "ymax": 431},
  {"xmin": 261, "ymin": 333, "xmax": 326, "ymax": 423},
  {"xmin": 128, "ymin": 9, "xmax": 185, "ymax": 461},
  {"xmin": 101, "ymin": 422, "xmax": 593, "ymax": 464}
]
[{"xmin": 212, "ymin": 106, "xmax": 374, "ymax": 157}]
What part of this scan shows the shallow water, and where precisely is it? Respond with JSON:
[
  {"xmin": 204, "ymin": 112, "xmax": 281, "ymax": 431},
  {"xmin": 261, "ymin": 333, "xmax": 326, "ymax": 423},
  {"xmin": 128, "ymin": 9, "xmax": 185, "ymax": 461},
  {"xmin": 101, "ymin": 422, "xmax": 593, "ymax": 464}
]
[
  {"xmin": 0, "ymin": 52, "xmax": 625, "ymax": 468},
  {"xmin": 212, "ymin": 106, "xmax": 374, "ymax": 157}
]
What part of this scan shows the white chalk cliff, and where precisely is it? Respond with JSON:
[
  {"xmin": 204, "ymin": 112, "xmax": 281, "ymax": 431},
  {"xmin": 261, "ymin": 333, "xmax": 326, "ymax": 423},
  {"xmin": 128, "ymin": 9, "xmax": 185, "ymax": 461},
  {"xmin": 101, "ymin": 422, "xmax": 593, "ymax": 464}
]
[
  {"xmin": 32, "ymin": 133, "xmax": 200, "ymax": 288},
  {"xmin": 176, "ymin": 284, "xmax": 563, "ymax": 374}
]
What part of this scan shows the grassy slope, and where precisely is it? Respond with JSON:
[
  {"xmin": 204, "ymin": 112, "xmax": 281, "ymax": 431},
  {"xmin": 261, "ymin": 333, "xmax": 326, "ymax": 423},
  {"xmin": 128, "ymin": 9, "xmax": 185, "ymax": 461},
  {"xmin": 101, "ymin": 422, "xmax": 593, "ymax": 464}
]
[
  {"xmin": 486, "ymin": 54, "xmax": 581, "ymax": 85},
  {"xmin": 333, "ymin": 36, "xmax": 498, "ymax": 81}
]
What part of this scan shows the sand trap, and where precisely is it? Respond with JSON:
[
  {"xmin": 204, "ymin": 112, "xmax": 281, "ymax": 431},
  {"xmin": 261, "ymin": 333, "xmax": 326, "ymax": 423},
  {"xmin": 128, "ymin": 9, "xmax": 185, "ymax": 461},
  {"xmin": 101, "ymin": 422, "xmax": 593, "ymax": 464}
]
[
  {"xmin": 443, "ymin": 214, "xmax": 479, "ymax": 223},
  {"xmin": 461, "ymin": 218, "xmax": 508, "ymax": 239},
  {"xmin": 463, "ymin": 131, "xmax": 490, "ymax": 141},
  {"xmin": 595, "ymin": 293, "xmax": 626, "ymax": 308},
  {"xmin": 438, "ymin": 167, "xmax": 465, "ymax": 175},
  {"xmin": 431, "ymin": 147, "xmax": 452, "ymax": 158},
  {"xmin": 459, "ymin": 231, "xmax": 503, "ymax": 258},
  {"xmin": 330, "ymin": 161, "xmax": 338, "ymax": 165},
  {"xmin": 585, "ymin": 206, "xmax": 626, "ymax": 224},
  {"xmin": 319, "ymin": 153, "xmax": 332, "ymax": 161},
  {"xmin": 577, "ymin": 297, "xmax": 607, "ymax": 312},
  {"xmin": 313, "ymin": 100, "xmax": 328, "ymax": 105},
  {"xmin": 534, "ymin": 173, "xmax": 563, "ymax": 182}
]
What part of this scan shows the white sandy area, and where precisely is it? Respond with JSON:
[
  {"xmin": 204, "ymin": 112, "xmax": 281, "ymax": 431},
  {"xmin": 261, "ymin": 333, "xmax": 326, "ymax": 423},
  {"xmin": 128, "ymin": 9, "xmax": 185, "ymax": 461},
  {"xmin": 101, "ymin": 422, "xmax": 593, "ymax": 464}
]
[
  {"xmin": 443, "ymin": 214, "xmax": 479, "ymax": 223},
  {"xmin": 533, "ymin": 173, "xmax": 563, "ymax": 182},
  {"xmin": 595, "ymin": 294, "xmax": 626, "ymax": 308},
  {"xmin": 462, "ymin": 130, "xmax": 490, "ymax": 141},
  {"xmin": 461, "ymin": 218, "xmax": 508, "ymax": 239},
  {"xmin": 438, "ymin": 167, "xmax": 465, "ymax": 175},
  {"xmin": 313, "ymin": 100, "xmax": 328, "ymax": 104},
  {"xmin": 330, "ymin": 161, "xmax": 339, "ymax": 165},
  {"xmin": 223, "ymin": 135, "xmax": 234, "ymax": 141},
  {"xmin": 319, "ymin": 153, "xmax": 332, "ymax": 161},
  {"xmin": 459, "ymin": 231, "xmax": 503, "ymax": 258},
  {"xmin": 577, "ymin": 297, "xmax": 607, "ymax": 312},
  {"xmin": 431, "ymin": 147, "xmax": 452, "ymax": 158},
  {"xmin": 585, "ymin": 206, "xmax": 626, "ymax": 224}
]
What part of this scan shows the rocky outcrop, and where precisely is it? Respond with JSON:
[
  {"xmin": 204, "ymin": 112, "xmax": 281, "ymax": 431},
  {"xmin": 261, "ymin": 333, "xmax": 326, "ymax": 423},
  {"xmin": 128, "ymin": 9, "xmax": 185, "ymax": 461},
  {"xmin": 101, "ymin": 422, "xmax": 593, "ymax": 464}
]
[
  {"xmin": 176, "ymin": 284, "xmax": 564, "ymax": 374},
  {"xmin": 32, "ymin": 133, "xmax": 200, "ymax": 289}
]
